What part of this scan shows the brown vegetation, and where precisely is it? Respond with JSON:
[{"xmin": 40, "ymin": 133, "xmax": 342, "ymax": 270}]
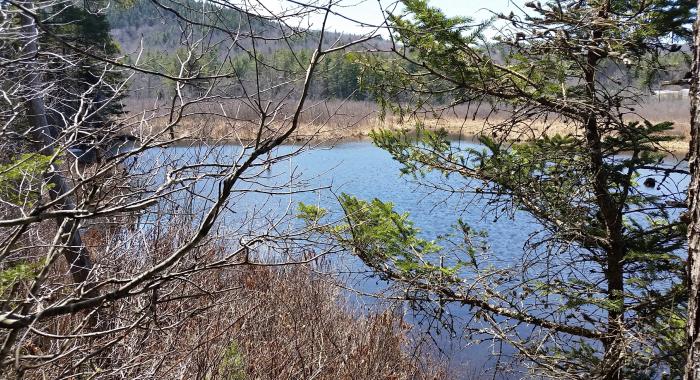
[
  {"xmin": 6, "ymin": 219, "xmax": 447, "ymax": 379},
  {"xmin": 125, "ymin": 96, "xmax": 692, "ymax": 152}
]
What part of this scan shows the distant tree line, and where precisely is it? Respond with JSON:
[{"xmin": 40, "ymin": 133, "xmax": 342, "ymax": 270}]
[{"xmin": 131, "ymin": 48, "xmax": 370, "ymax": 101}]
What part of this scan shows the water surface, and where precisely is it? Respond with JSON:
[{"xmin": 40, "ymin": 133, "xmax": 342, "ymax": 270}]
[{"xmin": 135, "ymin": 140, "xmax": 689, "ymax": 378}]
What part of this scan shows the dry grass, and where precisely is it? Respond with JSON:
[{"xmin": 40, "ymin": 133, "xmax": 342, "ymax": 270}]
[
  {"xmin": 122, "ymin": 96, "xmax": 692, "ymax": 152},
  {"xmin": 4, "ymin": 217, "xmax": 449, "ymax": 379}
]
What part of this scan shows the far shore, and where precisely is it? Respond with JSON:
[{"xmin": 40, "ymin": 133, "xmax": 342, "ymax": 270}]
[
  {"xmin": 152, "ymin": 115, "xmax": 691, "ymax": 156},
  {"xmin": 124, "ymin": 97, "xmax": 692, "ymax": 154}
]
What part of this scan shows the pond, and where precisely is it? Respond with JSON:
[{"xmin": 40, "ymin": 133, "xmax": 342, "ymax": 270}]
[
  {"xmin": 134, "ymin": 139, "xmax": 689, "ymax": 378},
  {"xmin": 270, "ymin": 141, "xmax": 538, "ymax": 376}
]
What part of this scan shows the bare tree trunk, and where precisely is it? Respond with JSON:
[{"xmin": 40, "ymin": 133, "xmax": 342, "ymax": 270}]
[
  {"xmin": 686, "ymin": 1, "xmax": 700, "ymax": 378},
  {"xmin": 19, "ymin": 1, "xmax": 92, "ymax": 284}
]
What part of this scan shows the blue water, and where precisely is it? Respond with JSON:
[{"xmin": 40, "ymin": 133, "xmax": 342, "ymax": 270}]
[{"xmin": 130, "ymin": 140, "xmax": 689, "ymax": 378}]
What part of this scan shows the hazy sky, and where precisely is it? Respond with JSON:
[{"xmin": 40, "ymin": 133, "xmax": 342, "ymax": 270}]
[
  {"xmin": 258, "ymin": 0, "xmax": 519, "ymax": 36},
  {"xmin": 321, "ymin": 0, "xmax": 515, "ymax": 34}
]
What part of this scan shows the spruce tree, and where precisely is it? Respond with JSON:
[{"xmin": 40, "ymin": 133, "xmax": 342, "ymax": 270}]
[{"xmin": 301, "ymin": 0, "xmax": 694, "ymax": 377}]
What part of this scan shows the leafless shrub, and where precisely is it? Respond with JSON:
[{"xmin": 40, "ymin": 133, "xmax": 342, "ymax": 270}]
[{"xmin": 6, "ymin": 219, "xmax": 446, "ymax": 379}]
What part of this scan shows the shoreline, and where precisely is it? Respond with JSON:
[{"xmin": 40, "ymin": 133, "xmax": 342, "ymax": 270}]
[{"xmin": 161, "ymin": 118, "xmax": 691, "ymax": 156}]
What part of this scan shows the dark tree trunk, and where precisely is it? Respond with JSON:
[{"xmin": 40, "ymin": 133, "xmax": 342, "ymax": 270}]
[
  {"xmin": 583, "ymin": 4, "xmax": 625, "ymax": 377},
  {"xmin": 20, "ymin": 1, "xmax": 93, "ymax": 284}
]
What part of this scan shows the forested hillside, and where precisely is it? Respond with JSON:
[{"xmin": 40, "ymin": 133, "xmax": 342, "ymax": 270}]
[
  {"xmin": 106, "ymin": 0, "xmax": 690, "ymax": 107},
  {"xmin": 107, "ymin": 0, "xmax": 379, "ymax": 101},
  {"xmin": 108, "ymin": 0, "xmax": 275, "ymax": 53}
]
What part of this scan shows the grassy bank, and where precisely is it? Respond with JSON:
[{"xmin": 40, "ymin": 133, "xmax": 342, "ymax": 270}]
[{"xmin": 125, "ymin": 98, "xmax": 692, "ymax": 153}]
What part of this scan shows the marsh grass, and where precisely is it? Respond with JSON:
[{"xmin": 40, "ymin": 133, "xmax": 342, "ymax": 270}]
[{"xmin": 123, "ymin": 96, "xmax": 691, "ymax": 152}]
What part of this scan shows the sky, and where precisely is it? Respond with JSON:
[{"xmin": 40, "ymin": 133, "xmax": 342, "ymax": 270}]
[{"xmin": 256, "ymin": 0, "xmax": 519, "ymax": 36}]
